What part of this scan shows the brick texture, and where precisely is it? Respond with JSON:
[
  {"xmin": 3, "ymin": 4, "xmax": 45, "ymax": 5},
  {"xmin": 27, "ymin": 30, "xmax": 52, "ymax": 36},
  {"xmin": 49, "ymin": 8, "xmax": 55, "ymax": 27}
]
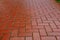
[{"xmin": 0, "ymin": 0, "xmax": 60, "ymax": 40}]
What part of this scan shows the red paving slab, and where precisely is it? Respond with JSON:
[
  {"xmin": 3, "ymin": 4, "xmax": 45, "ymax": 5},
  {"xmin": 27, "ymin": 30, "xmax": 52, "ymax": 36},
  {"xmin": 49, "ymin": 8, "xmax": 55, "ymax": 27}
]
[{"xmin": 0, "ymin": 0, "xmax": 60, "ymax": 40}]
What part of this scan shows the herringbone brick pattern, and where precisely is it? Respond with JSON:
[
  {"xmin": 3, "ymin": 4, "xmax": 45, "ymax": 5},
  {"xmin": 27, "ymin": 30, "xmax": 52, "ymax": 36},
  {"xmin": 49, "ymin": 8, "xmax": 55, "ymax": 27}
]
[{"xmin": 0, "ymin": 0, "xmax": 60, "ymax": 40}]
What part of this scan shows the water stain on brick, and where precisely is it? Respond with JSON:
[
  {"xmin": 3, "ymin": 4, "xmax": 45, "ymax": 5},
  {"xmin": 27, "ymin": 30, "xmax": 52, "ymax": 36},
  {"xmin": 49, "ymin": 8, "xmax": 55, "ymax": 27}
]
[{"xmin": 0, "ymin": 0, "xmax": 31, "ymax": 39}]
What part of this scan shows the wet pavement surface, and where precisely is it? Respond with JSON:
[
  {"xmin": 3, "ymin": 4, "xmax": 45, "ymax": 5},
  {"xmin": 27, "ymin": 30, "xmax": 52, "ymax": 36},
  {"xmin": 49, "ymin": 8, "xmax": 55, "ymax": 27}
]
[{"xmin": 0, "ymin": 0, "xmax": 60, "ymax": 40}]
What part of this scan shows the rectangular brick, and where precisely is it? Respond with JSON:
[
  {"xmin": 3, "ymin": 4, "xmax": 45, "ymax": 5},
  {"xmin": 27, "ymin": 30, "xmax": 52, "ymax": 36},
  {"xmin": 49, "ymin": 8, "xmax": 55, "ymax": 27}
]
[
  {"xmin": 49, "ymin": 21, "xmax": 57, "ymax": 29},
  {"xmin": 43, "ymin": 20, "xmax": 51, "ymax": 23},
  {"xmin": 47, "ymin": 17, "xmax": 57, "ymax": 20},
  {"xmin": 45, "ymin": 14, "xmax": 51, "ymax": 18},
  {"xmin": 37, "ymin": 19, "xmax": 42, "ymax": 23},
  {"xmin": 0, "ymin": 22, "xmax": 8, "ymax": 29},
  {"xmin": 53, "ymin": 29, "xmax": 60, "ymax": 32},
  {"xmin": 57, "ymin": 26, "xmax": 60, "ymax": 29},
  {"xmin": 11, "ymin": 30, "xmax": 18, "ymax": 36},
  {"xmin": 19, "ymin": 28, "xmax": 25, "ymax": 33},
  {"xmin": 47, "ymin": 32, "xmax": 60, "ymax": 36},
  {"xmin": 26, "ymin": 23, "xmax": 32, "ymax": 29},
  {"xmin": 12, "ymin": 23, "xmax": 20, "ymax": 29},
  {"xmin": 10, "ymin": 37, "xmax": 24, "ymax": 40},
  {"xmin": 2, "ymin": 33, "xmax": 10, "ymax": 40},
  {"xmin": 32, "ymin": 25, "xmax": 44, "ymax": 29},
  {"xmin": 41, "ymin": 16, "xmax": 47, "ymax": 21},
  {"xmin": 54, "ymin": 21, "xmax": 60, "ymax": 25},
  {"xmin": 0, "ymin": 33, "xmax": 3, "ymax": 40},
  {"xmin": 19, "ymin": 32, "xmax": 32, "ymax": 37},
  {"xmin": 39, "ymin": 29, "xmax": 47, "ymax": 36},
  {"xmin": 31, "ymin": 19, "xmax": 37, "ymax": 25},
  {"xmin": 44, "ymin": 25, "xmax": 52, "ymax": 32},
  {"xmin": 0, "ymin": 30, "xmax": 10, "ymax": 33},
  {"xmin": 25, "ymin": 18, "xmax": 31, "ymax": 23},
  {"xmin": 41, "ymin": 36, "xmax": 56, "ymax": 40},
  {"xmin": 38, "ymin": 22, "xmax": 49, "ymax": 25},
  {"xmin": 33, "ymin": 32, "xmax": 40, "ymax": 40},
  {"xmin": 7, "ymin": 22, "xmax": 14, "ymax": 29},
  {"xmin": 56, "ymin": 36, "xmax": 60, "ymax": 40},
  {"xmin": 26, "ymin": 37, "xmax": 32, "ymax": 40},
  {"xmin": 19, "ymin": 22, "xmax": 25, "ymax": 26},
  {"xmin": 26, "ymin": 29, "xmax": 38, "ymax": 32}
]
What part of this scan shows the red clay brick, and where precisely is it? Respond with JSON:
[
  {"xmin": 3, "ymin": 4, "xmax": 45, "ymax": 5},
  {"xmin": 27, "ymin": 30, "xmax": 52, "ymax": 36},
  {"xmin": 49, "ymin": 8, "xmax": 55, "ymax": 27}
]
[
  {"xmin": 32, "ymin": 25, "xmax": 44, "ymax": 29},
  {"xmin": 56, "ymin": 36, "xmax": 60, "ymax": 40},
  {"xmin": 26, "ymin": 37, "xmax": 32, "ymax": 40},
  {"xmin": 19, "ymin": 28, "xmax": 25, "ymax": 33},
  {"xmin": 33, "ymin": 32, "xmax": 40, "ymax": 40},
  {"xmin": 42, "ymin": 20, "xmax": 51, "ymax": 23},
  {"xmin": 38, "ymin": 22, "xmax": 49, "ymax": 25},
  {"xmin": 53, "ymin": 29, "xmax": 60, "ymax": 32},
  {"xmin": 39, "ymin": 29, "xmax": 47, "ymax": 36},
  {"xmin": 26, "ymin": 23, "xmax": 32, "ymax": 29},
  {"xmin": 0, "ymin": 30, "xmax": 10, "ymax": 33},
  {"xmin": 25, "ymin": 18, "xmax": 31, "ymax": 23},
  {"xmin": 0, "ymin": 33, "xmax": 3, "ymax": 36},
  {"xmin": 20, "ymin": 23, "xmax": 26, "ymax": 26},
  {"xmin": 19, "ymin": 32, "xmax": 32, "ymax": 37},
  {"xmin": 41, "ymin": 16, "xmax": 47, "ymax": 21},
  {"xmin": 26, "ymin": 29, "xmax": 38, "ymax": 32},
  {"xmin": 37, "ymin": 19, "xmax": 42, "ymax": 23},
  {"xmin": 41, "ymin": 36, "xmax": 56, "ymax": 40},
  {"xmin": 49, "ymin": 21, "xmax": 57, "ymax": 29},
  {"xmin": 7, "ymin": 22, "xmax": 14, "ymax": 29},
  {"xmin": 0, "ymin": 0, "xmax": 60, "ymax": 40},
  {"xmin": 44, "ymin": 25, "xmax": 52, "ymax": 32},
  {"xmin": 11, "ymin": 30, "xmax": 18, "ymax": 36},
  {"xmin": 57, "ymin": 26, "xmax": 60, "ymax": 29},
  {"xmin": 10, "ymin": 37, "xmax": 24, "ymax": 40},
  {"xmin": 2, "ymin": 33, "xmax": 10, "ymax": 40},
  {"xmin": 0, "ymin": 22, "xmax": 8, "ymax": 29},
  {"xmin": 31, "ymin": 19, "xmax": 37, "ymax": 25},
  {"xmin": 47, "ymin": 17, "xmax": 54, "ymax": 20},
  {"xmin": 0, "ymin": 33, "xmax": 3, "ymax": 40},
  {"xmin": 54, "ymin": 21, "xmax": 60, "ymax": 25},
  {"xmin": 47, "ymin": 32, "xmax": 60, "ymax": 36},
  {"xmin": 13, "ymin": 23, "xmax": 20, "ymax": 28}
]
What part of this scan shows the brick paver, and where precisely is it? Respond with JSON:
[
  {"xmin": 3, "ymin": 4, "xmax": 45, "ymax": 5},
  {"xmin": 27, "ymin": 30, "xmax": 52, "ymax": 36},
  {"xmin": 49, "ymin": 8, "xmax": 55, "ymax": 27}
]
[{"xmin": 0, "ymin": 0, "xmax": 60, "ymax": 40}]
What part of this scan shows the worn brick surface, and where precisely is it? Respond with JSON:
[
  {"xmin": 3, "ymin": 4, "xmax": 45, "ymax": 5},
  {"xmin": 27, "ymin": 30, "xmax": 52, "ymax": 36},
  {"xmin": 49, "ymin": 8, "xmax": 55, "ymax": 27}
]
[
  {"xmin": 10, "ymin": 37, "xmax": 24, "ymax": 40},
  {"xmin": 26, "ymin": 37, "xmax": 32, "ymax": 40},
  {"xmin": 41, "ymin": 36, "xmax": 56, "ymax": 40},
  {"xmin": 33, "ymin": 32, "xmax": 40, "ymax": 40},
  {"xmin": 0, "ymin": 0, "xmax": 60, "ymax": 40},
  {"xmin": 56, "ymin": 36, "xmax": 60, "ymax": 40}
]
